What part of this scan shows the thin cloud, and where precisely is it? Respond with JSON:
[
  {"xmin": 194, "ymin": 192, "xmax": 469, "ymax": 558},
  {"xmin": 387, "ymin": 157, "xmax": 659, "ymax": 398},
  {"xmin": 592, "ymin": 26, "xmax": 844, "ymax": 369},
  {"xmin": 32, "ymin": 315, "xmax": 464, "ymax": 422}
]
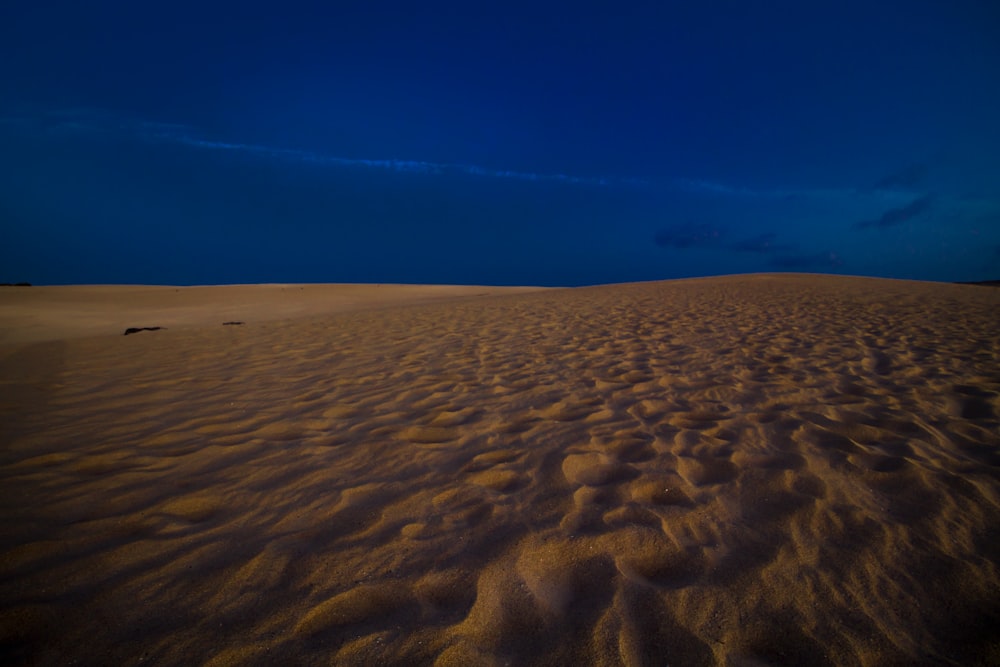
[
  {"xmin": 652, "ymin": 224, "xmax": 845, "ymax": 272},
  {"xmin": 5, "ymin": 106, "xmax": 626, "ymax": 188},
  {"xmin": 672, "ymin": 178, "xmax": 857, "ymax": 201},
  {"xmin": 0, "ymin": 107, "xmax": 943, "ymax": 201},
  {"xmin": 855, "ymin": 195, "xmax": 933, "ymax": 229},
  {"xmin": 162, "ymin": 134, "xmax": 618, "ymax": 185},
  {"xmin": 673, "ymin": 179, "xmax": 765, "ymax": 197}
]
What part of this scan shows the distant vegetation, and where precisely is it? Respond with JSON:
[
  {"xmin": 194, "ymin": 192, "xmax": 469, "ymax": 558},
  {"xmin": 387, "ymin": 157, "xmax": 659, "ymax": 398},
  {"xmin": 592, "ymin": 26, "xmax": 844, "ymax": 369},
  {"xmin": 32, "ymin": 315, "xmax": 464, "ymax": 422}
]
[{"xmin": 0, "ymin": 282, "xmax": 32, "ymax": 287}]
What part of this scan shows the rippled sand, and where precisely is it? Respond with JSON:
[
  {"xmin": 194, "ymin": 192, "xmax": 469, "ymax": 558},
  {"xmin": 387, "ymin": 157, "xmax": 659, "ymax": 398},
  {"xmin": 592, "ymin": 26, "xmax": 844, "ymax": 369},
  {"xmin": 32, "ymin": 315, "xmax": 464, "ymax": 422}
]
[{"xmin": 1, "ymin": 274, "xmax": 998, "ymax": 666}]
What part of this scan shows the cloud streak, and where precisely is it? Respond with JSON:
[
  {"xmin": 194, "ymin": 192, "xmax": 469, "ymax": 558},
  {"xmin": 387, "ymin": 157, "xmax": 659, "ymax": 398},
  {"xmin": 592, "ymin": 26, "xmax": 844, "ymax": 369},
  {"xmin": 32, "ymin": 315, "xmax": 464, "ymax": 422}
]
[
  {"xmin": 855, "ymin": 195, "xmax": 933, "ymax": 229},
  {"xmin": 160, "ymin": 134, "xmax": 624, "ymax": 185},
  {"xmin": 652, "ymin": 225, "xmax": 843, "ymax": 272},
  {"xmin": 5, "ymin": 107, "xmax": 634, "ymax": 188},
  {"xmin": 670, "ymin": 178, "xmax": 898, "ymax": 202},
  {"xmin": 7, "ymin": 106, "xmax": 987, "ymax": 239}
]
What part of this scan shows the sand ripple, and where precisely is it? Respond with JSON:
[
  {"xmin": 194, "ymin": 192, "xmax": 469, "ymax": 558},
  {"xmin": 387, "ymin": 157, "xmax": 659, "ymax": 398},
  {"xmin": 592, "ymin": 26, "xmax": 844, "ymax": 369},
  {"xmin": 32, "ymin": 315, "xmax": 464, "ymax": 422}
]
[{"xmin": 1, "ymin": 275, "xmax": 999, "ymax": 665}]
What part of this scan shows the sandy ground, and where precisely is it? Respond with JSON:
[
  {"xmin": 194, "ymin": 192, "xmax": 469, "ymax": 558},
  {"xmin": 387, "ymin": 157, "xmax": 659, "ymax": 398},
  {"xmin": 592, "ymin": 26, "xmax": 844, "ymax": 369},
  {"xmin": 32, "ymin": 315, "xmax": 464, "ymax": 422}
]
[
  {"xmin": 0, "ymin": 274, "xmax": 998, "ymax": 666},
  {"xmin": 0, "ymin": 283, "xmax": 546, "ymax": 345}
]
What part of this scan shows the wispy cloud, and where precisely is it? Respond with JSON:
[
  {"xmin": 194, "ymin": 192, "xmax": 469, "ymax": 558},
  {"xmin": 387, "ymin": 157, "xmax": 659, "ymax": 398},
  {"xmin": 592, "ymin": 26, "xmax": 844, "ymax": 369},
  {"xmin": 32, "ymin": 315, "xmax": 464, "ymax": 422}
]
[
  {"xmin": 159, "ymin": 134, "xmax": 624, "ymax": 185},
  {"xmin": 670, "ymin": 179, "xmax": 827, "ymax": 199},
  {"xmin": 671, "ymin": 177, "xmax": 919, "ymax": 206},
  {"xmin": 6, "ymin": 106, "xmax": 990, "ymax": 236},
  {"xmin": 652, "ymin": 224, "xmax": 843, "ymax": 271},
  {"xmin": 672, "ymin": 179, "xmax": 771, "ymax": 198},
  {"xmin": 3, "ymin": 106, "xmax": 633, "ymax": 188},
  {"xmin": 854, "ymin": 194, "xmax": 933, "ymax": 230}
]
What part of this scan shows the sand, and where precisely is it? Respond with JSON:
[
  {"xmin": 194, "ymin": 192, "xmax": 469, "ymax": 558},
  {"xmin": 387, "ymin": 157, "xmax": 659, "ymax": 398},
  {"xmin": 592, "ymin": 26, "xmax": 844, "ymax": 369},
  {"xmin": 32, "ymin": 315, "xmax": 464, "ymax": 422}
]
[
  {"xmin": 0, "ymin": 274, "xmax": 998, "ymax": 666},
  {"xmin": 0, "ymin": 283, "xmax": 546, "ymax": 345}
]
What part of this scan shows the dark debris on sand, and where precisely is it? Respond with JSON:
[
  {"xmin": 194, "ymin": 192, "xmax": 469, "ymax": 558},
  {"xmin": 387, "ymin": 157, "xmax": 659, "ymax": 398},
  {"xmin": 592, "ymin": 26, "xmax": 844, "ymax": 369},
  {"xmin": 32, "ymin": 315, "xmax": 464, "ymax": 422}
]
[{"xmin": 123, "ymin": 327, "xmax": 165, "ymax": 336}]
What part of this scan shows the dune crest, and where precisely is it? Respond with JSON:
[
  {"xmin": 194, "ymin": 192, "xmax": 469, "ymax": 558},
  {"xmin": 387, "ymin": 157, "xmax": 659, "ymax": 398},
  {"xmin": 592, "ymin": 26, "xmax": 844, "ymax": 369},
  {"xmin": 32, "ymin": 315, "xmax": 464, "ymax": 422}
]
[{"xmin": 1, "ymin": 274, "xmax": 998, "ymax": 665}]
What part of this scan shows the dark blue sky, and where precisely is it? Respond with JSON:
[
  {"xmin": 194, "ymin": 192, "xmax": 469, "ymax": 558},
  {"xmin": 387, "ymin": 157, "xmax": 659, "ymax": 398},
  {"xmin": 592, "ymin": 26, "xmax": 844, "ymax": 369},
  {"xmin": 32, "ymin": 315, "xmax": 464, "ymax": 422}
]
[{"xmin": 2, "ymin": 1, "xmax": 999, "ymax": 285}]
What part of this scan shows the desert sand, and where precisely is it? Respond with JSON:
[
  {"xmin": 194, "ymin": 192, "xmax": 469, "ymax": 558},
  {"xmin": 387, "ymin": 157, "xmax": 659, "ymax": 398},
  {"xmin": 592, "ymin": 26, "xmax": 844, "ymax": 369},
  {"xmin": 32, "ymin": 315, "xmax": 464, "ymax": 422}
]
[{"xmin": 0, "ymin": 274, "xmax": 998, "ymax": 666}]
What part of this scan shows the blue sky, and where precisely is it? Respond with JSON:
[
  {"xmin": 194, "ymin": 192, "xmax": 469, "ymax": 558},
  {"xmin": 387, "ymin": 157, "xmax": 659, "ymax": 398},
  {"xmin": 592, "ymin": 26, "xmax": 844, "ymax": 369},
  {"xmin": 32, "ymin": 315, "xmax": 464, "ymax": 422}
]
[{"xmin": 1, "ymin": 1, "xmax": 999, "ymax": 285}]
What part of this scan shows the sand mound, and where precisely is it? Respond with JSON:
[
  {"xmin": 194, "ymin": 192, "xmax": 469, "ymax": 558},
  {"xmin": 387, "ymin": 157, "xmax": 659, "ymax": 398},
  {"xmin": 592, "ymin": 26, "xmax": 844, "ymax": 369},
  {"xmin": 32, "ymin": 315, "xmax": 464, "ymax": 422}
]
[{"xmin": 1, "ymin": 274, "xmax": 999, "ymax": 665}]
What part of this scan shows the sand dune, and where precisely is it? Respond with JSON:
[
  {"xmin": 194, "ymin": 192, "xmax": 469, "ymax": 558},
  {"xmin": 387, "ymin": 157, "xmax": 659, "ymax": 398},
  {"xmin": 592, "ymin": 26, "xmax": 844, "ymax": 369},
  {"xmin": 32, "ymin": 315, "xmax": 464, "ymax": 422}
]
[
  {"xmin": 0, "ymin": 283, "xmax": 547, "ymax": 344},
  {"xmin": 1, "ymin": 274, "xmax": 998, "ymax": 665}
]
